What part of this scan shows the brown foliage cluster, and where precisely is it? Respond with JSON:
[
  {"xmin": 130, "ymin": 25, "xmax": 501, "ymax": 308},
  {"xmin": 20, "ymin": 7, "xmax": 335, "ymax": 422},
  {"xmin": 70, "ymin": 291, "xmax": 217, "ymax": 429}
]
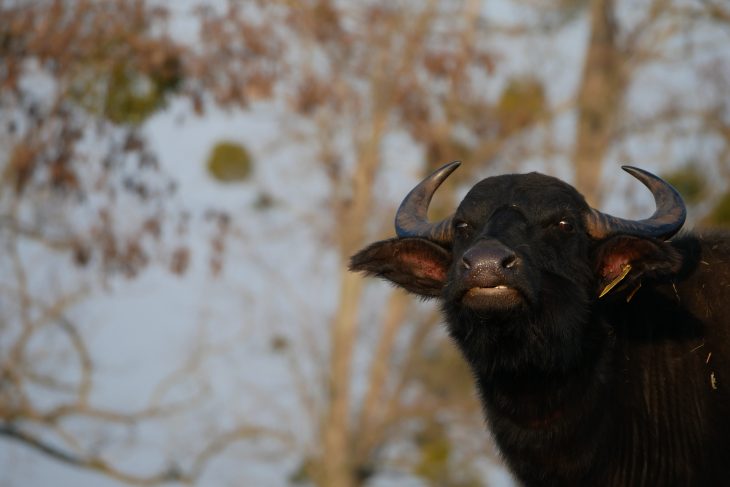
[
  {"xmin": 0, "ymin": 0, "xmax": 235, "ymax": 281},
  {"xmin": 1, "ymin": 0, "xmax": 179, "ymax": 190},
  {"xmin": 193, "ymin": 1, "xmax": 500, "ymax": 169},
  {"xmin": 192, "ymin": 1, "xmax": 284, "ymax": 109}
]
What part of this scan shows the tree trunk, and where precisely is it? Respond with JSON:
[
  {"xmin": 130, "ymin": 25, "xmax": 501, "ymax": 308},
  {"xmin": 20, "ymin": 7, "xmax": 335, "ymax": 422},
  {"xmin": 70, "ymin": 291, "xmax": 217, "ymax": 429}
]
[
  {"xmin": 320, "ymin": 109, "xmax": 386, "ymax": 487},
  {"xmin": 354, "ymin": 291, "xmax": 408, "ymax": 463},
  {"xmin": 321, "ymin": 271, "xmax": 362, "ymax": 487},
  {"xmin": 573, "ymin": 0, "xmax": 626, "ymax": 205}
]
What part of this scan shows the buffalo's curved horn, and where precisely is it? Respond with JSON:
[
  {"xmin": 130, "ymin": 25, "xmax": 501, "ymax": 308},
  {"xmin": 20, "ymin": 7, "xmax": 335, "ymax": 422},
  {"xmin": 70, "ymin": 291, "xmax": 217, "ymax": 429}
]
[
  {"xmin": 395, "ymin": 161, "xmax": 460, "ymax": 245},
  {"xmin": 585, "ymin": 166, "xmax": 686, "ymax": 240}
]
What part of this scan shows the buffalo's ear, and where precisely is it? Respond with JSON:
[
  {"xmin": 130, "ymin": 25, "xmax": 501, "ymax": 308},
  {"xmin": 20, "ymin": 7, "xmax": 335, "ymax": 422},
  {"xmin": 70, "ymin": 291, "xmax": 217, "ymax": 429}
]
[
  {"xmin": 593, "ymin": 235, "xmax": 682, "ymax": 298},
  {"xmin": 350, "ymin": 237, "xmax": 452, "ymax": 298}
]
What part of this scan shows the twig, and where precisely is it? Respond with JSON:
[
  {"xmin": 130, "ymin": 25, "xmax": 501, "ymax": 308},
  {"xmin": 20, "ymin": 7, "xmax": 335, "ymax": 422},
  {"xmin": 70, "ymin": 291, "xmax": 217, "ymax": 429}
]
[{"xmin": 0, "ymin": 423, "xmax": 189, "ymax": 486}]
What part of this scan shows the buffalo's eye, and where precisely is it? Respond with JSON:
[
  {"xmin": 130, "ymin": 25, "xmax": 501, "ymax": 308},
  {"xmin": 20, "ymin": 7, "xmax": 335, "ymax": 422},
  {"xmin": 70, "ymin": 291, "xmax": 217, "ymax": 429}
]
[
  {"xmin": 557, "ymin": 219, "xmax": 574, "ymax": 232},
  {"xmin": 455, "ymin": 220, "xmax": 470, "ymax": 236}
]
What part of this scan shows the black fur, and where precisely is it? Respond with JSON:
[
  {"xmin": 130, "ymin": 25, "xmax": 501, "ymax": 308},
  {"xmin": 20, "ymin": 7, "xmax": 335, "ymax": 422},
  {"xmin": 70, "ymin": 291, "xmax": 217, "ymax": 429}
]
[{"xmin": 350, "ymin": 172, "xmax": 730, "ymax": 486}]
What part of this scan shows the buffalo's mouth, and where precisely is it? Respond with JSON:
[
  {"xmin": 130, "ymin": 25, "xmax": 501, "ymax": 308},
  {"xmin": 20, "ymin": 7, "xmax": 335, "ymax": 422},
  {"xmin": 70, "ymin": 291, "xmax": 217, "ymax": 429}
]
[{"xmin": 460, "ymin": 283, "xmax": 526, "ymax": 310}]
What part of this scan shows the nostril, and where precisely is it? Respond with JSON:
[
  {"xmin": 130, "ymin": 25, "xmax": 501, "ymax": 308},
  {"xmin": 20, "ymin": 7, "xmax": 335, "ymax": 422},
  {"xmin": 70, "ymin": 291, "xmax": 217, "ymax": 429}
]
[
  {"xmin": 461, "ymin": 256, "xmax": 472, "ymax": 270},
  {"xmin": 502, "ymin": 252, "xmax": 517, "ymax": 269}
]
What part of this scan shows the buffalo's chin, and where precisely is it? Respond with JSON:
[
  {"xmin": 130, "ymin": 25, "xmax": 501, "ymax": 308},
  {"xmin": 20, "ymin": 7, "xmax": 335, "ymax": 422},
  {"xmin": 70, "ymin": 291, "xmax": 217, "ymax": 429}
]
[{"xmin": 461, "ymin": 286, "xmax": 525, "ymax": 311}]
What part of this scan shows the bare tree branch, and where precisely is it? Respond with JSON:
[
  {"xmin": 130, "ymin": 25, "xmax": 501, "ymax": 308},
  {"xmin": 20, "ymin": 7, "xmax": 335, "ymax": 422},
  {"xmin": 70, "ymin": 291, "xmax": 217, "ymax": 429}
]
[{"xmin": 0, "ymin": 423, "xmax": 188, "ymax": 486}]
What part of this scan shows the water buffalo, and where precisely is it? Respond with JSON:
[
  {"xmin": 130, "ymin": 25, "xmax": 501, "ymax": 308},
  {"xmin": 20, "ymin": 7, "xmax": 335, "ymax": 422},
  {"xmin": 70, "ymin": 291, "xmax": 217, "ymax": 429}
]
[{"xmin": 350, "ymin": 162, "xmax": 730, "ymax": 486}]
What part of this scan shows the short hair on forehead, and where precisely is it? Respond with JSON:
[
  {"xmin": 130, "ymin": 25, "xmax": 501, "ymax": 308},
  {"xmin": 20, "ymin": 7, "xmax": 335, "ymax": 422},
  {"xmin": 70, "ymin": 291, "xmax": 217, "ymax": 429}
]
[{"xmin": 459, "ymin": 172, "xmax": 589, "ymax": 216}]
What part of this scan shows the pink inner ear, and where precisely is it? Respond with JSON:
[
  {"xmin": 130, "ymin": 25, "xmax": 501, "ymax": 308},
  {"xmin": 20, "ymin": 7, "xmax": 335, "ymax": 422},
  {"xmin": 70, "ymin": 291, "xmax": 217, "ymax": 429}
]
[
  {"xmin": 401, "ymin": 252, "xmax": 447, "ymax": 282},
  {"xmin": 601, "ymin": 253, "xmax": 631, "ymax": 280}
]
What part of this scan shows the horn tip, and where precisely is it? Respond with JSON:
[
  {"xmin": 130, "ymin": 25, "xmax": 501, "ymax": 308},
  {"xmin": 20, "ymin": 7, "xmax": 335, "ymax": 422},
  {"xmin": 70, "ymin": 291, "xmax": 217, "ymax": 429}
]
[
  {"xmin": 443, "ymin": 160, "xmax": 461, "ymax": 171},
  {"xmin": 621, "ymin": 165, "xmax": 644, "ymax": 176},
  {"xmin": 430, "ymin": 160, "xmax": 462, "ymax": 180}
]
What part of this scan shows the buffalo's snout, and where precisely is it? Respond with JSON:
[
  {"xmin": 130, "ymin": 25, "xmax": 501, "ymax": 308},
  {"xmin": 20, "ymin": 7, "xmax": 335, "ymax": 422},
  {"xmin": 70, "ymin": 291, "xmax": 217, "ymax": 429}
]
[
  {"xmin": 460, "ymin": 241, "xmax": 518, "ymax": 287},
  {"xmin": 462, "ymin": 243, "xmax": 516, "ymax": 271}
]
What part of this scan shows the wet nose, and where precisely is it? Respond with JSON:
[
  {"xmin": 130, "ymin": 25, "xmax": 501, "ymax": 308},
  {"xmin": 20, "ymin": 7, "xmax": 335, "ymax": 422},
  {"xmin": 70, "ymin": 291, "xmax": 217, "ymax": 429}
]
[{"xmin": 461, "ymin": 243, "xmax": 517, "ymax": 272}]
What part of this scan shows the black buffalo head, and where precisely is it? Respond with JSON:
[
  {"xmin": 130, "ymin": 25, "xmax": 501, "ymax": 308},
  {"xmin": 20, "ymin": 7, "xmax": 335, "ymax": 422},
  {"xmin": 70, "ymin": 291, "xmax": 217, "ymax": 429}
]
[{"xmin": 351, "ymin": 162, "xmax": 686, "ymax": 373}]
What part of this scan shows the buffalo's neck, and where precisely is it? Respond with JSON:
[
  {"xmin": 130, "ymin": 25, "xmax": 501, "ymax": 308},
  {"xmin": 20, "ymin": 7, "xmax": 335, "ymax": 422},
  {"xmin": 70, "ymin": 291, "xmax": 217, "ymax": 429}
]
[
  {"xmin": 453, "ymin": 313, "xmax": 617, "ymax": 484},
  {"xmin": 475, "ymin": 324, "xmax": 613, "ymax": 431},
  {"xmin": 478, "ymin": 361, "xmax": 607, "ymax": 425}
]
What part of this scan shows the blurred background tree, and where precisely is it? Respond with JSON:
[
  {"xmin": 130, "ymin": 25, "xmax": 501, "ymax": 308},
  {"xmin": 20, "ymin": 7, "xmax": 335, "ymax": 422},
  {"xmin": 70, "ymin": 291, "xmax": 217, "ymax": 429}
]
[
  {"xmin": 0, "ymin": 1, "xmax": 252, "ymax": 484},
  {"xmin": 0, "ymin": 1, "xmax": 190, "ymax": 483},
  {"xmin": 1, "ymin": 0, "xmax": 729, "ymax": 486}
]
